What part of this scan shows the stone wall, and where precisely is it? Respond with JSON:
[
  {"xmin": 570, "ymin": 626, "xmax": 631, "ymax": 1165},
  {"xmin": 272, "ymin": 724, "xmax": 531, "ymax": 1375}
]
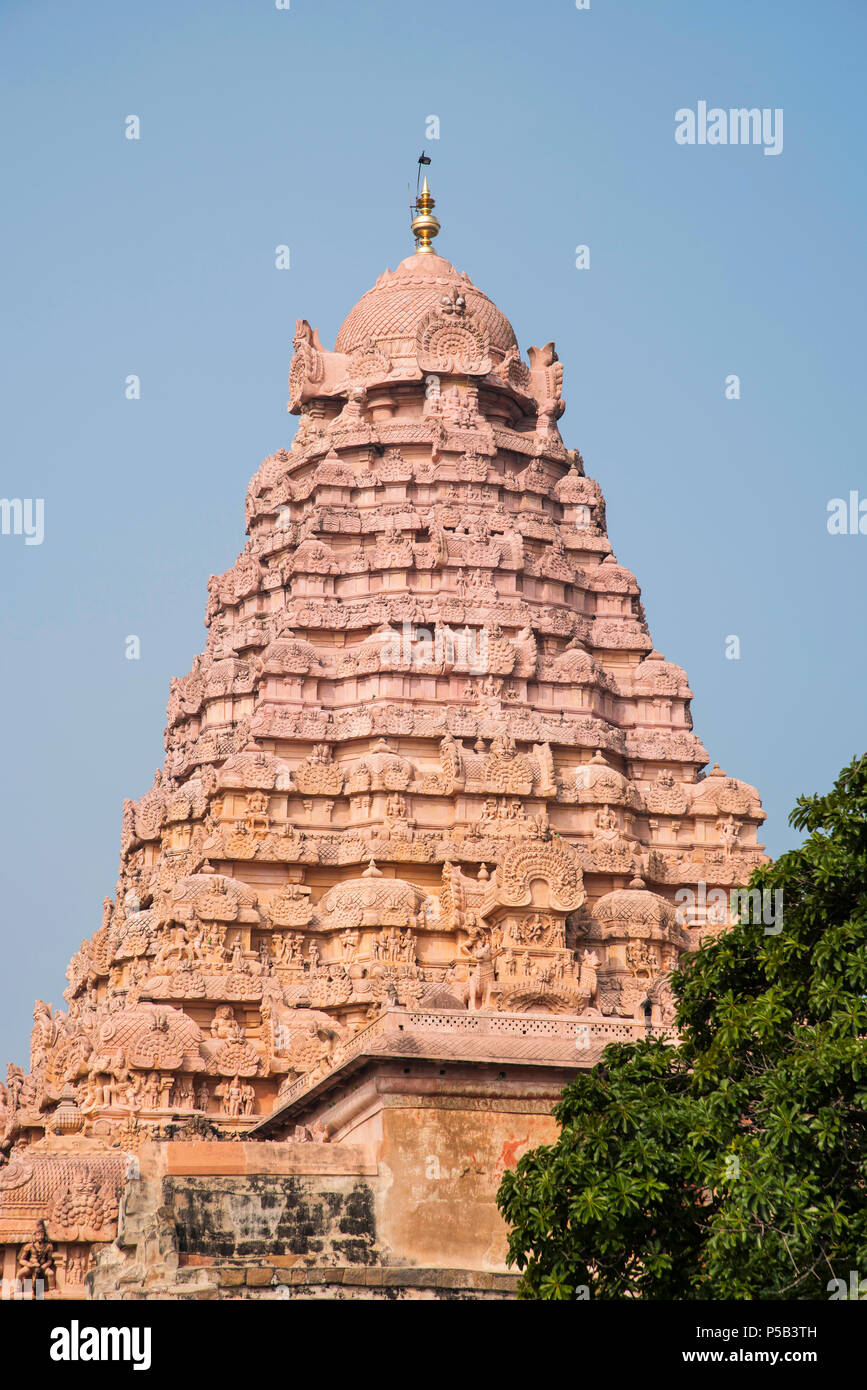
[{"xmin": 87, "ymin": 1137, "xmax": 521, "ymax": 1300}]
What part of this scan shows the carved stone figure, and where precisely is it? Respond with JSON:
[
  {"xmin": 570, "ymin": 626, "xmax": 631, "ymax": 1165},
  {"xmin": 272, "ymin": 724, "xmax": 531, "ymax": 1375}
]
[
  {"xmin": 577, "ymin": 949, "xmax": 600, "ymax": 1004},
  {"xmin": 18, "ymin": 1220, "xmax": 57, "ymax": 1291}
]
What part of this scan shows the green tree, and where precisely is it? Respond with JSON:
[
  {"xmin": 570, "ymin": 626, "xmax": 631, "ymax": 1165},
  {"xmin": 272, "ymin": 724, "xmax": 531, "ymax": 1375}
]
[{"xmin": 497, "ymin": 755, "xmax": 867, "ymax": 1299}]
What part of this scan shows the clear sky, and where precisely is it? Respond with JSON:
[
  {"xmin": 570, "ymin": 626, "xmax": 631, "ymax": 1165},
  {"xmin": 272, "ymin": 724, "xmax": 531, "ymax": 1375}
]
[{"xmin": 1, "ymin": 0, "xmax": 864, "ymax": 1067}]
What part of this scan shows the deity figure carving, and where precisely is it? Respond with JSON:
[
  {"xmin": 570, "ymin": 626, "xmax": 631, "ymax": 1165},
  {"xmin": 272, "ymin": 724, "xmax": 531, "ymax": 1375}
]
[
  {"xmin": 577, "ymin": 949, "xmax": 600, "ymax": 1004},
  {"xmin": 457, "ymin": 930, "xmax": 498, "ymax": 1012},
  {"xmin": 18, "ymin": 1220, "xmax": 57, "ymax": 1291}
]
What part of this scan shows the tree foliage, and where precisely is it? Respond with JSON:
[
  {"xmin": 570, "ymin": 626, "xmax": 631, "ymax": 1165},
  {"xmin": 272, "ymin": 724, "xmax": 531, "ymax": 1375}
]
[{"xmin": 497, "ymin": 755, "xmax": 867, "ymax": 1299}]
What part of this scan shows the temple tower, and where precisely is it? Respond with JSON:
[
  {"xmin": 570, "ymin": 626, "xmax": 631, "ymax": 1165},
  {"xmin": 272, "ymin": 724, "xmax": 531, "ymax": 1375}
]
[{"xmin": 0, "ymin": 183, "xmax": 766, "ymax": 1297}]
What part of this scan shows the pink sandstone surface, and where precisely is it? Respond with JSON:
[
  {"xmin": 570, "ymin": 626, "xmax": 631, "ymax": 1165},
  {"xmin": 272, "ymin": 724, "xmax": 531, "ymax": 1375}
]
[{"xmin": 0, "ymin": 190, "xmax": 766, "ymax": 1297}]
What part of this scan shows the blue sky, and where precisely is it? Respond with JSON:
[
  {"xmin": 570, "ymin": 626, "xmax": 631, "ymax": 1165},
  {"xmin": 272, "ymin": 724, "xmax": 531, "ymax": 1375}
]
[{"xmin": 1, "ymin": 0, "xmax": 864, "ymax": 1066}]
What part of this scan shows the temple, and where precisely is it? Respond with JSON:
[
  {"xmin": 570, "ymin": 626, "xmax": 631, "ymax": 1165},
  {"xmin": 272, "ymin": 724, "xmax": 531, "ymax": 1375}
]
[{"xmin": 0, "ymin": 179, "xmax": 766, "ymax": 1300}]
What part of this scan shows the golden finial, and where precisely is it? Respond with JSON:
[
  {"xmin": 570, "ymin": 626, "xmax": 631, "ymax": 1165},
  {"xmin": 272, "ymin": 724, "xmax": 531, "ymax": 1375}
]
[{"xmin": 411, "ymin": 175, "xmax": 441, "ymax": 255}]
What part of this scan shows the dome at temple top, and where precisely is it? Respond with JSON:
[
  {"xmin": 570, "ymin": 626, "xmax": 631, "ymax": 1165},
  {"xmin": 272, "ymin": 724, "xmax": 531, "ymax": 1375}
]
[{"xmin": 334, "ymin": 252, "xmax": 518, "ymax": 358}]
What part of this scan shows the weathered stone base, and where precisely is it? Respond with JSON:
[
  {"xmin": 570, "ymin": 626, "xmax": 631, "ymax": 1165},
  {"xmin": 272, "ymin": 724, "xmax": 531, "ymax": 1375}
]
[
  {"xmin": 87, "ymin": 1137, "xmax": 523, "ymax": 1300},
  {"xmin": 99, "ymin": 1263, "xmax": 519, "ymax": 1301},
  {"xmin": 87, "ymin": 1054, "xmax": 573, "ymax": 1299}
]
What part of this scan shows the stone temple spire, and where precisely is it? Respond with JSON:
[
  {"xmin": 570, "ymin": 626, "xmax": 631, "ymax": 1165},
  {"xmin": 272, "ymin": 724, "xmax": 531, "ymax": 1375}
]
[
  {"xmin": 411, "ymin": 175, "xmax": 440, "ymax": 254},
  {"xmin": 0, "ymin": 210, "xmax": 768, "ymax": 1296}
]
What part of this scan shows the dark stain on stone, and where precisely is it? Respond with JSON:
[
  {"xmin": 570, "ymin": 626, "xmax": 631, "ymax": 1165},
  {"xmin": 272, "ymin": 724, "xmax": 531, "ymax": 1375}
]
[{"xmin": 166, "ymin": 1175, "xmax": 379, "ymax": 1263}]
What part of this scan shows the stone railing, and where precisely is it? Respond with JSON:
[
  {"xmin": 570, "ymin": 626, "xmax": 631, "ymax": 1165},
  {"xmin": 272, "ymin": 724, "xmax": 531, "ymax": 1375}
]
[{"xmin": 265, "ymin": 1008, "xmax": 675, "ymax": 1114}]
